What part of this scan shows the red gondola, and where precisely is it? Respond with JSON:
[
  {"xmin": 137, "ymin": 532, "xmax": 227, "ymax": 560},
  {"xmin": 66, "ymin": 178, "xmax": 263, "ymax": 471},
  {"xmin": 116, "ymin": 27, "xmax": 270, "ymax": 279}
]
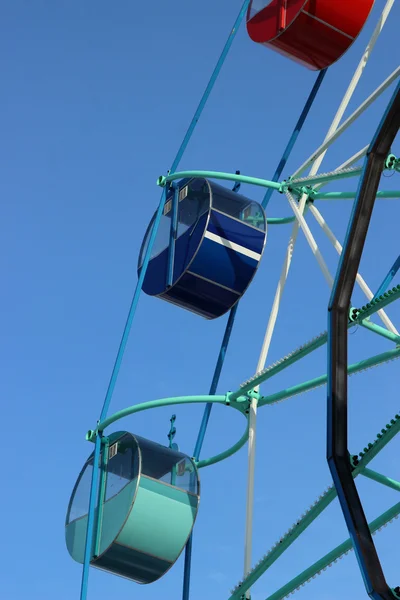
[{"xmin": 246, "ymin": 0, "xmax": 375, "ymax": 71}]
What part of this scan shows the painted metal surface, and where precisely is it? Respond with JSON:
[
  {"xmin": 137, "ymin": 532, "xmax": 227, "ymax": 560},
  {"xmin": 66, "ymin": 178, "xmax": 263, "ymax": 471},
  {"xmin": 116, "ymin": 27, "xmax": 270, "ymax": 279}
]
[
  {"xmin": 66, "ymin": 431, "xmax": 200, "ymax": 585},
  {"xmin": 139, "ymin": 178, "xmax": 267, "ymax": 319},
  {"xmin": 69, "ymin": 1, "xmax": 400, "ymax": 598},
  {"xmin": 77, "ymin": 283, "xmax": 400, "ymax": 598},
  {"xmin": 77, "ymin": 3, "xmax": 253, "ymax": 594},
  {"xmin": 246, "ymin": 0, "xmax": 375, "ymax": 70},
  {"xmin": 327, "ymin": 82, "xmax": 400, "ymax": 600}
]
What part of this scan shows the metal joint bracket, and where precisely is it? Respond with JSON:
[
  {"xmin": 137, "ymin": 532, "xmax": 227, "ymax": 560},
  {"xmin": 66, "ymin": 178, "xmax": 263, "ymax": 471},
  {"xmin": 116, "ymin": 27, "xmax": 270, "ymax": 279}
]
[
  {"xmin": 86, "ymin": 429, "xmax": 97, "ymax": 443},
  {"xmin": 349, "ymin": 306, "xmax": 360, "ymax": 322},
  {"xmin": 385, "ymin": 153, "xmax": 400, "ymax": 171},
  {"xmin": 225, "ymin": 392, "xmax": 250, "ymax": 412},
  {"xmin": 350, "ymin": 453, "xmax": 359, "ymax": 470},
  {"xmin": 286, "ymin": 182, "xmax": 316, "ymax": 202},
  {"xmin": 280, "ymin": 179, "xmax": 290, "ymax": 194}
]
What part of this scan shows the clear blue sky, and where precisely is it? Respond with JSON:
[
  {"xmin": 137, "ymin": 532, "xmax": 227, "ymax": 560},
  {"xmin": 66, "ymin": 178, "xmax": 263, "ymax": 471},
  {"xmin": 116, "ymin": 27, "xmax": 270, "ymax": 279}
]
[{"xmin": 1, "ymin": 1, "xmax": 400, "ymax": 599}]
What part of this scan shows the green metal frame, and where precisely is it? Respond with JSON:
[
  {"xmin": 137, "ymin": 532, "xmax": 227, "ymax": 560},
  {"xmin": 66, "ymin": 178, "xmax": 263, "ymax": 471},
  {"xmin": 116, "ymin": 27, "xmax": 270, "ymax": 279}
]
[
  {"xmin": 82, "ymin": 282, "xmax": 400, "ymax": 600},
  {"xmin": 156, "ymin": 167, "xmax": 400, "ymax": 225},
  {"xmin": 265, "ymin": 501, "xmax": 400, "ymax": 600},
  {"xmin": 86, "ymin": 395, "xmax": 250, "ymax": 470},
  {"xmin": 80, "ymin": 156, "xmax": 400, "ymax": 598},
  {"xmin": 71, "ymin": 1, "xmax": 400, "ymax": 598},
  {"xmin": 86, "ymin": 284, "xmax": 400, "ymax": 471}
]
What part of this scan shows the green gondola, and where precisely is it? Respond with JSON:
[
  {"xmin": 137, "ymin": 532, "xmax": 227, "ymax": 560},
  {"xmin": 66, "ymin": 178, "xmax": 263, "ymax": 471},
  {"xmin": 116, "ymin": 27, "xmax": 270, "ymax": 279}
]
[{"xmin": 66, "ymin": 431, "xmax": 200, "ymax": 584}]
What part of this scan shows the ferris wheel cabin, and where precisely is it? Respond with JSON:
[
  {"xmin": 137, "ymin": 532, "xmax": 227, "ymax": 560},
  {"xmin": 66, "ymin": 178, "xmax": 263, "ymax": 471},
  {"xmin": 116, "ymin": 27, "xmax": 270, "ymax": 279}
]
[
  {"xmin": 65, "ymin": 432, "xmax": 200, "ymax": 584},
  {"xmin": 138, "ymin": 178, "xmax": 267, "ymax": 319},
  {"xmin": 246, "ymin": 0, "xmax": 375, "ymax": 70}
]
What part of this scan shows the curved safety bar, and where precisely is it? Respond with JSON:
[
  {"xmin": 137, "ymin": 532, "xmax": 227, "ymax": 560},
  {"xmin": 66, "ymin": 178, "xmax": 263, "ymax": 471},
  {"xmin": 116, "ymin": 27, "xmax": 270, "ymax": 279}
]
[
  {"xmin": 327, "ymin": 81, "xmax": 400, "ymax": 600},
  {"xmin": 157, "ymin": 170, "xmax": 297, "ymax": 225},
  {"xmin": 196, "ymin": 416, "xmax": 250, "ymax": 469},
  {"xmin": 157, "ymin": 170, "xmax": 282, "ymax": 192},
  {"xmin": 267, "ymin": 216, "xmax": 296, "ymax": 225},
  {"xmin": 86, "ymin": 394, "xmax": 250, "ymax": 469}
]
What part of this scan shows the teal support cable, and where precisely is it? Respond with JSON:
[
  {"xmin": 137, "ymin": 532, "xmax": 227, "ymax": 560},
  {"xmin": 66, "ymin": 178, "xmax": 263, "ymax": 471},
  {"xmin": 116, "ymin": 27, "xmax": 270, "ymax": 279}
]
[
  {"xmin": 95, "ymin": 0, "xmax": 252, "ymax": 426},
  {"xmin": 372, "ymin": 253, "xmax": 400, "ymax": 299},
  {"xmin": 79, "ymin": 6, "xmax": 325, "ymax": 600},
  {"xmin": 94, "ymin": 437, "xmax": 109, "ymax": 557},
  {"xmin": 79, "ymin": 188, "xmax": 168, "ymax": 600},
  {"xmin": 180, "ymin": 60, "xmax": 326, "ymax": 600},
  {"xmin": 93, "ymin": 0, "xmax": 255, "ymax": 426},
  {"xmin": 79, "ymin": 5, "xmax": 252, "ymax": 598},
  {"xmin": 182, "ymin": 180, "xmax": 245, "ymax": 600},
  {"xmin": 182, "ymin": 293, "xmax": 240, "ymax": 600},
  {"xmin": 79, "ymin": 433, "xmax": 102, "ymax": 600},
  {"xmin": 169, "ymin": 0, "xmax": 251, "ymax": 174},
  {"xmin": 98, "ymin": 187, "xmax": 167, "ymax": 424},
  {"xmin": 262, "ymin": 69, "xmax": 327, "ymax": 209}
]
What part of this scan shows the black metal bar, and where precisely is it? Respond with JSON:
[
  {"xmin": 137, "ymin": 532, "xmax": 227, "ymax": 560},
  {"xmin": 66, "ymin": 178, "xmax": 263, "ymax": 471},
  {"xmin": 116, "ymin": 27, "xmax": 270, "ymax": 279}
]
[{"xmin": 327, "ymin": 81, "xmax": 400, "ymax": 600}]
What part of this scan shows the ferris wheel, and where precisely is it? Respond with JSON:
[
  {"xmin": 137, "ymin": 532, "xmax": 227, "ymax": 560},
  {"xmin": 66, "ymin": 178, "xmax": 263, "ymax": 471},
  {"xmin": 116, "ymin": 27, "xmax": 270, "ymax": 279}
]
[{"xmin": 65, "ymin": 2, "xmax": 400, "ymax": 600}]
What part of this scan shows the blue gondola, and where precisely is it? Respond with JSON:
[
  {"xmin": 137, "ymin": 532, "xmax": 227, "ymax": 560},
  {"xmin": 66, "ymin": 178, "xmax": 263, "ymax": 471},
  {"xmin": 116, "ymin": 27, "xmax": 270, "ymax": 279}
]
[{"xmin": 138, "ymin": 178, "xmax": 267, "ymax": 319}]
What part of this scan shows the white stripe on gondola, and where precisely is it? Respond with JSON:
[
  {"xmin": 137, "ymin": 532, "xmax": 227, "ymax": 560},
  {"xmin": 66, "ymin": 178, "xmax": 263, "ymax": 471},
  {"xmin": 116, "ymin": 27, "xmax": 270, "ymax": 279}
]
[{"xmin": 204, "ymin": 231, "xmax": 261, "ymax": 261}]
